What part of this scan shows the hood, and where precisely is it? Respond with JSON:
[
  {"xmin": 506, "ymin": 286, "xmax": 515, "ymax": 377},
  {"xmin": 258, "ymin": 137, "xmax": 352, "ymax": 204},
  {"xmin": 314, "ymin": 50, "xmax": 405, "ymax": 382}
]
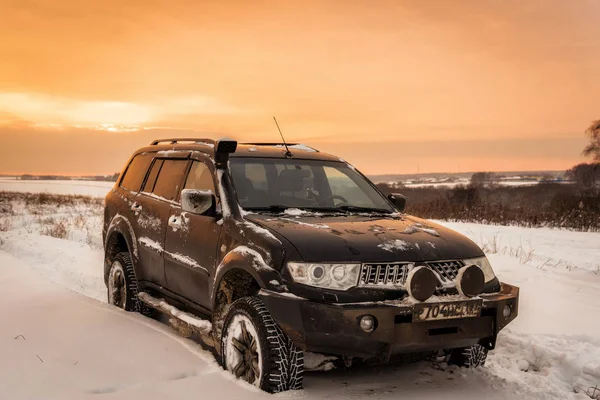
[{"xmin": 245, "ymin": 213, "xmax": 483, "ymax": 263}]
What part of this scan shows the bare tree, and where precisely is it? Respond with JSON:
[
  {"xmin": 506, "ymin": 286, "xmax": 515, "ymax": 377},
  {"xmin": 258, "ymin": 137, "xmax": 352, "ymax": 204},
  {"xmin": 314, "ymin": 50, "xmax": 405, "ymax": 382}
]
[
  {"xmin": 470, "ymin": 172, "xmax": 497, "ymax": 188},
  {"xmin": 566, "ymin": 163, "xmax": 600, "ymax": 188},
  {"xmin": 583, "ymin": 120, "xmax": 600, "ymax": 161}
]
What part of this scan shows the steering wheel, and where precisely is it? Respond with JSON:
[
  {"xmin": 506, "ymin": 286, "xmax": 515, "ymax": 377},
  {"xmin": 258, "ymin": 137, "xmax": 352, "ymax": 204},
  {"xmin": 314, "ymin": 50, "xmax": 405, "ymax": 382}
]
[{"xmin": 323, "ymin": 194, "xmax": 349, "ymax": 207}]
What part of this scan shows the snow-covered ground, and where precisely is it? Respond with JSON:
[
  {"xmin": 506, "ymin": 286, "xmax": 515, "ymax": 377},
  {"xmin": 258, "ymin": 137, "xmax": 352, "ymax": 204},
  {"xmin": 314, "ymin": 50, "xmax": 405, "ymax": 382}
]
[
  {"xmin": 1, "ymin": 190, "xmax": 599, "ymax": 399},
  {"xmin": 0, "ymin": 179, "xmax": 114, "ymax": 197},
  {"xmin": 437, "ymin": 221, "xmax": 600, "ymax": 274},
  {"xmin": 395, "ymin": 178, "xmax": 547, "ymax": 188},
  {"xmin": 0, "ymin": 178, "xmax": 544, "ymax": 197}
]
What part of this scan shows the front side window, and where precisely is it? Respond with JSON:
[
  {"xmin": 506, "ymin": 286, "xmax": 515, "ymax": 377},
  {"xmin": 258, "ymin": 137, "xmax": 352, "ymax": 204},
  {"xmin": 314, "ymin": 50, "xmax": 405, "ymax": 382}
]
[
  {"xmin": 323, "ymin": 166, "xmax": 373, "ymax": 205},
  {"xmin": 184, "ymin": 161, "xmax": 215, "ymax": 193},
  {"xmin": 152, "ymin": 159, "xmax": 189, "ymax": 202},
  {"xmin": 120, "ymin": 153, "xmax": 153, "ymax": 192},
  {"xmin": 229, "ymin": 158, "xmax": 393, "ymax": 212}
]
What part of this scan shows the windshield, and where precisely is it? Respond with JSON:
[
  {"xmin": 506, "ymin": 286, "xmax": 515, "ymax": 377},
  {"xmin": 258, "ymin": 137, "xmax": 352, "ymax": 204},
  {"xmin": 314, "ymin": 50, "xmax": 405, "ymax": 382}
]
[{"xmin": 229, "ymin": 158, "xmax": 394, "ymax": 213}]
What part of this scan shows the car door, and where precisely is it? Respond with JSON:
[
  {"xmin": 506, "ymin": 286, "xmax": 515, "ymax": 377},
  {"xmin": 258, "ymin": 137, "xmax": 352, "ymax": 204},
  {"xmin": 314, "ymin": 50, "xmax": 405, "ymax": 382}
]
[
  {"xmin": 164, "ymin": 156, "xmax": 222, "ymax": 309},
  {"xmin": 133, "ymin": 157, "xmax": 189, "ymax": 288},
  {"xmin": 114, "ymin": 152, "xmax": 156, "ymax": 279}
]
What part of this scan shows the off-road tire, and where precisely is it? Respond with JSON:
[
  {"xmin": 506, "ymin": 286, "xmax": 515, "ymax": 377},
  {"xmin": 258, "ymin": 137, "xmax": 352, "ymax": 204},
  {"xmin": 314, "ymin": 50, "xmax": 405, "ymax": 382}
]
[
  {"xmin": 220, "ymin": 296, "xmax": 304, "ymax": 393},
  {"xmin": 448, "ymin": 344, "xmax": 488, "ymax": 368},
  {"xmin": 107, "ymin": 252, "xmax": 153, "ymax": 317}
]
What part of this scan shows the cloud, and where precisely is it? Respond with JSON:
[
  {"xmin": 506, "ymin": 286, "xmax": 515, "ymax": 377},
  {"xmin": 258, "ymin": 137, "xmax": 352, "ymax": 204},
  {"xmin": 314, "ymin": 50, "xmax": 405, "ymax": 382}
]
[
  {"xmin": 0, "ymin": 123, "xmax": 587, "ymax": 176},
  {"xmin": 0, "ymin": 124, "xmax": 217, "ymax": 175},
  {"xmin": 0, "ymin": 92, "xmax": 242, "ymax": 129},
  {"xmin": 0, "ymin": 0, "xmax": 598, "ymax": 174}
]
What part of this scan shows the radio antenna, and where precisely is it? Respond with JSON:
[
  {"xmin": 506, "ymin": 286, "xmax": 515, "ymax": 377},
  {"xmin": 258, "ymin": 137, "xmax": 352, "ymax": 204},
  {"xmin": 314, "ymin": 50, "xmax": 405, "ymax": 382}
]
[{"xmin": 273, "ymin": 116, "xmax": 292, "ymax": 157}]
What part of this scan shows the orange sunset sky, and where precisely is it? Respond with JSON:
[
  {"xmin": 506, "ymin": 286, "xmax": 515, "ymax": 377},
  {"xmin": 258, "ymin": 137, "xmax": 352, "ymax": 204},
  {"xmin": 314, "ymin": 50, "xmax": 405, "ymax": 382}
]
[{"xmin": 0, "ymin": 0, "xmax": 599, "ymax": 176}]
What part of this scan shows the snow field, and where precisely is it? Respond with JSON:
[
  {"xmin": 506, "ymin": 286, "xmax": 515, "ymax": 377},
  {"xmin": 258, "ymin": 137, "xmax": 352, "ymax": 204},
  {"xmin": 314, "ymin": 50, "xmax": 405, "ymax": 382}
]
[
  {"xmin": 0, "ymin": 253, "xmax": 266, "ymax": 400},
  {"xmin": 1, "ymin": 190, "xmax": 599, "ymax": 399},
  {"xmin": 0, "ymin": 179, "xmax": 114, "ymax": 197},
  {"xmin": 0, "ymin": 177, "xmax": 546, "ymax": 198}
]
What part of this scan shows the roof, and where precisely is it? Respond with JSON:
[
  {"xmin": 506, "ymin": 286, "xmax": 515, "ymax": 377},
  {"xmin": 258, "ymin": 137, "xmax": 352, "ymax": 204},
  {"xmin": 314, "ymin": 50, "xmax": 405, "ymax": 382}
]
[{"xmin": 133, "ymin": 140, "xmax": 343, "ymax": 162}]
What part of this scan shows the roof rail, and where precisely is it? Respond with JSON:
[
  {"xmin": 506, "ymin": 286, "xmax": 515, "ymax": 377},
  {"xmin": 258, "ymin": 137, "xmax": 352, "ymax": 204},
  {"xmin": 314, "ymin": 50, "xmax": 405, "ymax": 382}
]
[
  {"xmin": 150, "ymin": 138, "xmax": 216, "ymax": 146},
  {"xmin": 241, "ymin": 142, "xmax": 319, "ymax": 152}
]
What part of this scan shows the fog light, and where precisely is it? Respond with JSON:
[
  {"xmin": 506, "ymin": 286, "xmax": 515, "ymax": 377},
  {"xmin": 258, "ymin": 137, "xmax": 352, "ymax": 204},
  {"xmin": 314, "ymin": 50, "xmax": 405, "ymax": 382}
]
[
  {"xmin": 359, "ymin": 315, "xmax": 376, "ymax": 332},
  {"xmin": 503, "ymin": 305, "xmax": 511, "ymax": 319},
  {"xmin": 456, "ymin": 264, "xmax": 485, "ymax": 298},
  {"xmin": 406, "ymin": 265, "xmax": 438, "ymax": 302}
]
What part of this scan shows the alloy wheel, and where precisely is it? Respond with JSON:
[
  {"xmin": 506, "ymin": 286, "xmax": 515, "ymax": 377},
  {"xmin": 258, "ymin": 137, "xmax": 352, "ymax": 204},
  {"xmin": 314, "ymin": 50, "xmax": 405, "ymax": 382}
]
[
  {"xmin": 108, "ymin": 262, "xmax": 127, "ymax": 309},
  {"xmin": 225, "ymin": 315, "xmax": 262, "ymax": 385}
]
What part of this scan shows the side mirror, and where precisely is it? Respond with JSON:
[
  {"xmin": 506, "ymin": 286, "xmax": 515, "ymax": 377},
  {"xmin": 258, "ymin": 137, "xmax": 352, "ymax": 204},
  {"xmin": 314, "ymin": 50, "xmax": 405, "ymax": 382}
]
[
  {"xmin": 181, "ymin": 189, "xmax": 215, "ymax": 215},
  {"xmin": 388, "ymin": 193, "xmax": 406, "ymax": 212}
]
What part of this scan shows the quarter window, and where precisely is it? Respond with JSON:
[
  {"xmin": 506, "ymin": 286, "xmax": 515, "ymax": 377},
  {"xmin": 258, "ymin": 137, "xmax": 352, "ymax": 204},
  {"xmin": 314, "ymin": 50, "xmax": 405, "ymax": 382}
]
[
  {"xmin": 152, "ymin": 160, "xmax": 189, "ymax": 202},
  {"xmin": 142, "ymin": 159, "xmax": 164, "ymax": 193},
  {"xmin": 120, "ymin": 153, "xmax": 153, "ymax": 192}
]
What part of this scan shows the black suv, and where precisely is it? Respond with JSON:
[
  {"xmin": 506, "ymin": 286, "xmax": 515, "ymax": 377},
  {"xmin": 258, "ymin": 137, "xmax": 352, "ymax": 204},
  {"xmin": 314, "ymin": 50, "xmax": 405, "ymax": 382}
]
[{"xmin": 103, "ymin": 138, "xmax": 519, "ymax": 393}]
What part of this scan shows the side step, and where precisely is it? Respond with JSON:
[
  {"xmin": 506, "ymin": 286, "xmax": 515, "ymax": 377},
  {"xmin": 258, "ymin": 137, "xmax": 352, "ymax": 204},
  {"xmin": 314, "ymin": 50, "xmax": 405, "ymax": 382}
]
[{"xmin": 138, "ymin": 292, "xmax": 212, "ymax": 336}]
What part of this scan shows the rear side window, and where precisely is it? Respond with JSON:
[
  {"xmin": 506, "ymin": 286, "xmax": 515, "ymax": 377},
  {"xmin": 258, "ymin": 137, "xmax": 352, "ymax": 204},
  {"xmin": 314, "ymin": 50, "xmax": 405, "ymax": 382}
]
[
  {"xmin": 152, "ymin": 159, "xmax": 189, "ymax": 202},
  {"xmin": 142, "ymin": 159, "xmax": 164, "ymax": 193},
  {"xmin": 120, "ymin": 154, "xmax": 153, "ymax": 192}
]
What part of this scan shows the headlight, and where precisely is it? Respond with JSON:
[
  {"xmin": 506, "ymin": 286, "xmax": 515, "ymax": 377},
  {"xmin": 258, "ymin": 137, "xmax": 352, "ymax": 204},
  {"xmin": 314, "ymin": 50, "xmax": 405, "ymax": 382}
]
[
  {"xmin": 462, "ymin": 256, "xmax": 496, "ymax": 283},
  {"xmin": 287, "ymin": 262, "xmax": 361, "ymax": 290}
]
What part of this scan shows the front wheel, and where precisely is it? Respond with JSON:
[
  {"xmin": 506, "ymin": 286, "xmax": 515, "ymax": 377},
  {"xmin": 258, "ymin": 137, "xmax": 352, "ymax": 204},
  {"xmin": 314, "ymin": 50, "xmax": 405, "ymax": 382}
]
[
  {"xmin": 220, "ymin": 296, "xmax": 304, "ymax": 393},
  {"xmin": 448, "ymin": 344, "xmax": 488, "ymax": 368}
]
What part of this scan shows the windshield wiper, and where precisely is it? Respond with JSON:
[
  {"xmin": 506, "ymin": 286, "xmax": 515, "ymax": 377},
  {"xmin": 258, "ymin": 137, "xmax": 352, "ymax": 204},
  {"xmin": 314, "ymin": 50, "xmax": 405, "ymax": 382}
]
[
  {"xmin": 244, "ymin": 205, "xmax": 290, "ymax": 212},
  {"xmin": 336, "ymin": 205, "xmax": 393, "ymax": 214},
  {"xmin": 244, "ymin": 205, "xmax": 393, "ymax": 215}
]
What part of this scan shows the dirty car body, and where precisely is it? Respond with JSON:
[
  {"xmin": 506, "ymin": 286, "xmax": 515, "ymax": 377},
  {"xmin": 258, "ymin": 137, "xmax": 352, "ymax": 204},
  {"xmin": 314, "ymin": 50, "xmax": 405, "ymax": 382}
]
[{"xmin": 103, "ymin": 138, "xmax": 519, "ymax": 389}]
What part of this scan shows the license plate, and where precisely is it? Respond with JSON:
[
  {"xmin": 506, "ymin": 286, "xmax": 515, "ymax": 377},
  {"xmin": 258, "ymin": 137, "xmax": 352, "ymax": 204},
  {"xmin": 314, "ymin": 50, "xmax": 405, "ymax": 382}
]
[{"xmin": 413, "ymin": 300, "xmax": 482, "ymax": 322}]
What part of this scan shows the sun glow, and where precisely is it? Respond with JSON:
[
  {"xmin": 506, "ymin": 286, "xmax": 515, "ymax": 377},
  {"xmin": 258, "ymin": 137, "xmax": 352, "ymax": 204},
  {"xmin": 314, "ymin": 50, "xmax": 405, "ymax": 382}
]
[
  {"xmin": 0, "ymin": 93, "xmax": 153, "ymax": 127},
  {"xmin": 0, "ymin": 92, "xmax": 242, "ymax": 132}
]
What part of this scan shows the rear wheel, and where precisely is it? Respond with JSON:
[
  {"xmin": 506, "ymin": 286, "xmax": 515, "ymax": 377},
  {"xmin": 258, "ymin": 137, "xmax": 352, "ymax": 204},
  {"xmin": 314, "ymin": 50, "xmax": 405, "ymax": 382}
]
[
  {"xmin": 107, "ymin": 252, "xmax": 152, "ymax": 316},
  {"xmin": 220, "ymin": 296, "xmax": 304, "ymax": 393},
  {"xmin": 448, "ymin": 344, "xmax": 488, "ymax": 368}
]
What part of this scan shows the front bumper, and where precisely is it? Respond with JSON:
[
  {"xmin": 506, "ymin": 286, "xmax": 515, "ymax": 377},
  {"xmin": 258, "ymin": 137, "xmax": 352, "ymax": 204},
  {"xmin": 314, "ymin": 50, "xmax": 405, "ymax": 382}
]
[{"xmin": 259, "ymin": 283, "xmax": 519, "ymax": 362}]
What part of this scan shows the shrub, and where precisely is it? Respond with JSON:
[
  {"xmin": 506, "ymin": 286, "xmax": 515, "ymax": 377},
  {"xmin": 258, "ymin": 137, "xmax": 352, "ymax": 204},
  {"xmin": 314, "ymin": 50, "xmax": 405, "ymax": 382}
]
[
  {"xmin": 0, "ymin": 218, "xmax": 12, "ymax": 232},
  {"xmin": 0, "ymin": 191, "xmax": 103, "ymax": 208},
  {"xmin": 377, "ymin": 183, "xmax": 600, "ymax": 231},
  {"xmin": 40, "ymin": 220, "xmax": 70, "ymax": 239}
]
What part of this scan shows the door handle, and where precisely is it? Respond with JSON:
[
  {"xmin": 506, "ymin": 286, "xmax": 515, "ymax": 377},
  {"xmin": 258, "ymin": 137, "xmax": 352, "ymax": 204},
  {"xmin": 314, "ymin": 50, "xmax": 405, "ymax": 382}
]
[
  {"xmin": 168, "ymin": 216, "xmax": 182, "ymax": 229},
  {"xmin": 130, "ymin": 202, "xmax": 142, "ymax": 213}
]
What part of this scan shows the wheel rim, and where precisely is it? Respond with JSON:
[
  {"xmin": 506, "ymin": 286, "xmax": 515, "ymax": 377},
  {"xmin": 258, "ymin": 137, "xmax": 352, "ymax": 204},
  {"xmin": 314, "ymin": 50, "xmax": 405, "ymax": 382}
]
[
  {"xmin": 108, "ymin": 262, "xmax": 127, "ymax": 309},
  {"xmin": 224, "ymin": 315, "xmax": 262, "ymax": 386}
]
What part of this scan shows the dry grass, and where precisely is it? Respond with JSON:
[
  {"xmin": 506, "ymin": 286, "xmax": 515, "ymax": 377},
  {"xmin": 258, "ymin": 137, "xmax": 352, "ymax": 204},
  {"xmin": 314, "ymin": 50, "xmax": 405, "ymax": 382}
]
[
  {"xmin": 574, "ymin": 384, "xmax": 600, "ymax": 399},
  {"xmin": 39, "ymin": 219, "xmax": 70, "ymax": 239},
  {"xmin": 73, "ymin": 214, "xmax": 86, "ymax": 229},
  {"xmin": 0, "ymin": 218, "xmax": 12, "ymax": 232},
  {"xmin": 37, "ymin": 216, "xmax": 56, "ymax": 225},
  {"xmin": 85, "ymin": 226, "xmax": 95, "ymax": 247},
  {"xmin": 0, "ymin": 191, "xmax": 104, "ymax": 208},
  {"xmin": 477, "ymin": 234, "xmax": 536, "ymax": 265},
  {"xmin": 0, "ymin": 202, "xmax": 14, "ymax": 216},
  {"xmin": 0, "ymin": 191, "xmax": 105, "ymax": 247},
  {"xmin": 22, "ymin": 218, "xmax": 34, "ymax": 234}
]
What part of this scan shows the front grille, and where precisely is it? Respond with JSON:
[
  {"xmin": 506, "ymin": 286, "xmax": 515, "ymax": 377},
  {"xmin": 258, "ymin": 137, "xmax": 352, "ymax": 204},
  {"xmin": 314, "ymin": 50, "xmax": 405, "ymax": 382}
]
[
  {"xmin": 358, "ymin": 260, "xmax": 464, "ymax": 287},
  {"xmin": 359, "ymin": 263, "xmax": 412, "ymax": 286},
  {"xmin": 426, "ymin": 260, "xmax": 464, "ymax": 283}
]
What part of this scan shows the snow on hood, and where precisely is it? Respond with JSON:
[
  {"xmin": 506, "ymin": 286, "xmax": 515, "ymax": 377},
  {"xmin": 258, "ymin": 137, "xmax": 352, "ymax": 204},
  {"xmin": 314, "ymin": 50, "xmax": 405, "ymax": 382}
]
[
  {"xmin": 378, "ymin": 239, "xmax": 410, "ymax": 252},
  {"xmin": 244, "ymin": 214, "xmax": 483, "ymax": 263}
]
